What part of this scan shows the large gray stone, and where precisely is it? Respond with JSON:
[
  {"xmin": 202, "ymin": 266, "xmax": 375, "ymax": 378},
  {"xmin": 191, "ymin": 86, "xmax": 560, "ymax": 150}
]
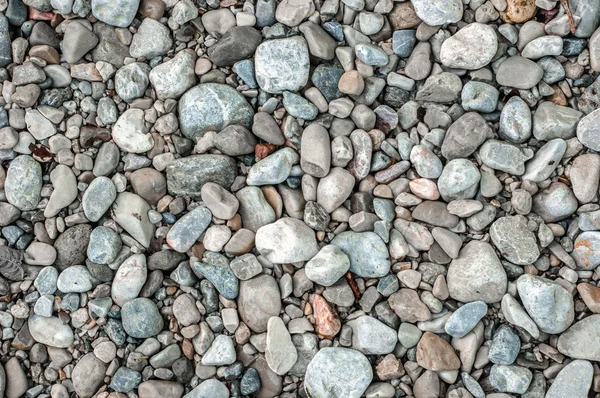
[
  {"xmin": 5, "ymin": 155, "xmax": 42, "ymax": 211},
  {"xmin": 254, "ymin": 36, "xmax": 310, "ymax": 93},
  {"xmin": 178, "ymin": 84, "xmax": 254, "ymax": 140},
  {"xmin": 166, "ymin": 155, "xmax": 237, "ymax": 199},
  {"xmin": 557, "ymin": 315, "xmax": 600, "ymax": 360}
]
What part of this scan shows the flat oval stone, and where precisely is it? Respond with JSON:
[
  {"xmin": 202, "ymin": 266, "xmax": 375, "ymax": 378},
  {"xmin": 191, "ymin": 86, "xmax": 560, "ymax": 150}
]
[
  {"xmin": 5, "ymin": 155, "xmax": 42, "ymax": 211},
  {"xmin": 178, "ymin": 83, "xmax": 254, "ymax": 140},
  {"xmin": 557, "ymin": 315, "xmax": 600, "ymax": 361},
  {"xmin": 57, "ymin": 265, "xmax": 93, "ymax": 293},
  {"xmin": 440, "ymin": 23, "xmax": 498, "ymax": 70},
  {"xmin": 331, "ymin": 231, "xmax": 390, "ymax": 278},
  {"xmin": 496, "ymin": 56, "xmax": 544, "ymax": 89},
  {"xmin": 237, "ymin": 274, "xmax": 282, "ymax": 333},
  {"xmin": 28, "ymin": 315, "xmax": 74, "ymax": 348},
  {"xmin": 112, "ymin": 192, "xmax": 155, "ymax": 248},
  {"xmin": 82, "ymin": 176, "xmax": 117, "ymax": 222},
  {"xmin": 444, "ymin": 301, "xmax": 487, "ymax": 338},
  {"xmin": 348, "ymin": 316, "xmax": 397, "ymax": 355},
  {"xmin": 121, "ymin": 298, "xmax": 164, "ymax": 338},
  {"xmin": 499, "ymin": 96, "xmax": 532, "ymax": 143},
  {"xmin": 521, "ymin": 138, "xmax": 566, "ymax": 182},
  {"xmin": 545, "ymin": 360, "xmax": 593, "ymax": 398},
  {"xmin": 447, "ymin": 241, "xmax": 507, "ymax": 303},
  {"xmin": 517, "ymin": 274, "xmax": 574, "ymax": 334},
  {"xmin": 479, "ymin": 139, "xmax": 532, "ymax": 175},
  {"xmin": 532, "ymin": 101, "xmax": 582, "ymax": 141},
  {"xmin": 166, "ymin": 206, "xmax": 212, "ymax": 253},
  {"xmin": 304, "ymin": 347, "xmax": 373, "ymax": 398}
]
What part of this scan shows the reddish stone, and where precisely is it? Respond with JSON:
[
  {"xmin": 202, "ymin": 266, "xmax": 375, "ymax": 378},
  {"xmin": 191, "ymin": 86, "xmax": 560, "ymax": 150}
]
[
  {"xmin": 416, "ymin": 332, "xmax": 461, "ymax": 371},
  {"xmin": 309, "ymin": 294, "xmax": 341, "ymax": 339},
  {"xmin": 255, "ymin": 143, "xmax": 277, "ymax": 159},
  {"xmin": 29, "ymin": 8, "xmax": 53, "ymax": 20}
]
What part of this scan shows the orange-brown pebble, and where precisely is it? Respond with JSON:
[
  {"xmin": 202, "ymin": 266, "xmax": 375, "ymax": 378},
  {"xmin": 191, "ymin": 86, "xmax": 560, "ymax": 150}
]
[
  {"xmin": 416, "ymin": 332, "xmax": 461, "ymax": 371},
  {"xmin": 309, "ymin": 294, "xmax": 341, "ymax": 339},
  {"xmin": 578, "ymin": 283, "xmax": 600, "ymax": 313},
  {"xmin": 500, "ymin": 0, "xmax": 537, "ymax": 24}
]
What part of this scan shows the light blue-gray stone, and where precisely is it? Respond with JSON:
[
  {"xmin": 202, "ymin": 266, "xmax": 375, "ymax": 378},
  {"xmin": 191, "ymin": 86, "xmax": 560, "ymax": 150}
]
[
  {"xmin": 282, "ymin": 91, "xmax": 318, "ymax": 120},
  {"xmin": 392, "ymin": 30, "xmax": 416, "ymax": 57},
  {"xmin": 461, "ymin": 81, "xmax": 499, "ymax": 113},
  {"xmin": 5, "ymin": 155, "xmax": 42, "ymax": 211},
  {"xmin": 354, "ymin": 43, "xmax": 388, "ymax": 66},
  {"xmin": 87, "ymin": 226, "xmax": 122, "ymax": 265},
  {"xmin": 330, "ymin": 231, "xmax": 390, "ymax": 278},
  {"xmin": 488, "ymin": 325, "xmax": 521, "ymax": 365},
  {"xmin": 166, "ymin": 206, "xmax": 213, "ymax": 253},
  {"xmin": 192, "ymin": 252, "xmax": 239, "ymax": 299},
  {"xmin": 444, "ymin": 301, "xmax": 487, "ymax": 338},
  {"xmin": 121, "ymin": 298, "xmax": 164, "ymax": 338},
  {"xmin": 546, "ymin": 360, "xmax": 593, "ymax": 398},
  {"xmin": 489, "ymin": 365, "xmax": 532, "ymax": 394}
]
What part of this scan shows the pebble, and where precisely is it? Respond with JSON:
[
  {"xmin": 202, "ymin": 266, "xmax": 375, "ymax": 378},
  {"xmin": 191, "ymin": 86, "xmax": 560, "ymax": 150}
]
[
  {"xmin": 517, "ymin": 274, "xmax": 574, "ymax": 334},
  {"xmin": 447, "ymin": 241, "xmax": 507, "ymax": 303},
  {"xmin": 201, "ymin": 335, "xmax": 236, "ymax": 366},
  {"xmin": 305, "ymin": 245, "xmax": 350, "ymax": 286},
  {"xmin": 440, "ymin": 23, "xmax": 498, "ymax": 69},
  {"xmin": 28, "ymin": 315, "xmax": 74, "ymax": 348},
  {"xmin": 121, "ymin": 298, "xmax": 164, "ymax": 338},
  {"xmin": 5, "ymin": 155, "xmax": 42, "ymax": 211},
  {"xmin": 496, "ymin": 56, "xmax": 544, "ymax": 89},
  {"xmin": 545, "ymin": 360, "xmax": 593, "ymax": 398},
  {"xmin": 488, "ymin": 325, "xmax": 520, "ymax": 365},
  {"xmin": 348, "ymin": 316, "xmax": 397, "ymax": 355},
  {"xmin": 265, "ymin": 316, "xmax": 298, "ymax": 375},
  {"xmin": 304, "ymin": 348, "xmax": 373, "ymax": 398},
  {"xmin": 178, "ymin": 84, "xmax": 254, "ymax": 140},
  {"xmin": 82, "ymin": 176, "xmax": 116, "ymax": 222},
  {"xmin": 256, "ymin": 218, "xmax": 318, "ymax": 263},
  {"xmin": 557, "ymin": 314, "xmax": 600, "ymax": 360},
  {"xmin": 92, "ymin": 0, "xmax": 139, "ymax": 27},
  {"xmin": 490, "ymin": 215, "xmax": 540, "ymax": 265},
  {"xmin": 532, "ymin": 182, "xmax": 578, "ymax": 223},
  {"xmin": 411, "ymin": 0, "xmax": 463, "ymax": 26},
  {"xmin": 111, "ymin": 254, "xmax": 147, "ymax": 306},
  {"xmin": 254, "ymin": 36, "xmax": 310, "ymax": 94},
  {"xmin": 72, "ymin": 353, "xmax": 106, "ymax": 398},
  {"xmin": 331, "ymin": 231, "xmax": 390, "ymax": 278},
  {"xmin": 237, "ymin": 275, "xmax": 281, "ymax": 332},
  {"xmin": 444, "ymin": 301, "xmax": 487, "ymax": 338},
  {"xmin": 489, "ymin": 365, "xmax": 532, "ymax": 394},
  {"xmin": 166, "ymin": 205, "xmax": 212, "ymax": 253},
  {"xmin": 148, "ymin": 49, "xmax": 196, "ymax": 100}
]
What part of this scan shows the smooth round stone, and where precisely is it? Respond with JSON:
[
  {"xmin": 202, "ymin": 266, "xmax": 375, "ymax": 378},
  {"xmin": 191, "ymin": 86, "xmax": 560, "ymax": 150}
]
[
  {"xmin": 115, "ymin": 62, "xmax": 150, "ymax": 103},
  {"xmin": 538, "ymin": 56, "xmax": 565, "ymax": 84},
  {"xmin": 178, "ymin": 83, "xmax": 254, "ymax": 140},
  {"xmin": 305, "ymin": 245, "xmax": 350, "ymax": 286},
  {"xmin": 5, "ymin": 155, "xmax": 42, "ymax": 211},
  {"xmin": 121, "ymin": 298, "xmax": 164, "ymax": 338},
  {"xmin": 255, "ymin": 218, "xmax": 318, "ymax": 263},
  {"xmin": 488, "ymin": 325, "xmax": 520, "ymax": 365},
  {"xmin": 348, "ymin": 316, "xmax": 397, "ymax": 355},
  {"xmin": 517, "ymin": 274, "xmax": 574, "ymax": 334},
  {"xmin": 254, "ymin": 36, "xmax": 310, "ymax": 94},
  {"xmin": 300, "ymin": 124, "xmax": 331, "ymax": 177},
  {"xmin": 490, "ymin": 215, "xmax": 540, "ymax": 265},
  {"xmin": 410, "ymin": 145, "xmax": 442, "ymax": 179},
  {"xmin": 545, "ymin": 360, "xmax": 593, "ymax": 398},
  {"xmin": 447, "ymin": 241, "xmax": 507, "ymax": 303},
  {"xmin": 82, "ymin": 176, "xmax": 117, "ymax": 222},
  {"xmin": 282, "ymin": 91, "xmax": 318, "ymax": 120},
  {"xmin": 111, "ymin": 109, "xmax": 154, "ymax": 153},
  {"xmin": 440, "ymin": 23, "xmax": 498, "ymax": 70},
  {"xmin": 112, "ymin": 192, "xmax": 155, "ymax": 248},
  {"xmin": 304, "ymin": 348, "xmax": 373, "ymax": 398},
  {"xmin": 572, "ymin": 231, "xmax": 600, "ymax": 270},
  {"xmin": 577, "ymin": 108, "xmax": 600, "ymax": 151},
  {"xmin": 45, "ymin": 165, "xmax": 78, "ymax": 218},
  {"xmin": 54, "ymin": 224, "xmax": 92, "ymax": 268},
  {"xmin": 532, "ymin": 182, "xmax": 578, "ymax": 223},
  {"xmin": 24, "ymin": 242, "xmax": 57, "ymax": 266},
  {"xmin": 499, "ymin": 96, "xmax": 531, "ymax": 143},
  {"xmin": 437, "ymin": 159, "xmax": 481, "ymax": 202},
  {"xmin": 237, "ymin": 274, "xmax": 281, "ymax": 333},
  {"xmin": 557, "ymin": 315, "xmax": 600, "ymax": 361},
  {"xmin": 444, "ymin": 301, "xmax": 487, "ymax": 338},
  {"xmin": 411, "ymin": 0, "xmax": 462, "ymax": 25},
  {"xmin": 28, "ymin": 315, "xmax": 74, "ymax": 348},
  {"xmin": 57, "ymin": 265, "xmax": 93, "ymax": 293},
  {"xmin": 331, "ymin": 231, "xmax": 390, "ymax": 278},
  {"xmin": 354, "ymin": 43, "xmax": 389, "ymax": 66},
  {"xmin": 461, "ymin": 81, "xmax": 499, "ymax": 113},
  {"xmin": 149, "ymin": 49, "xmax": 196, "ymax": 100},
  {"xmin": 112, "ymin": 254, "xmax": 147, "ymax": 307},
  {"xmin": 265, "ymin": 316, "xmax": 298, "ymax": 375},
  {"xmin": 496, "ymin": 56, "xmax": 544, "ymax": 89},
  {"xmin": 87, "ymin": 226, "xmax": 122, "ymax": 264},
  {"xmin": 200, "ymin": 182, "xmax": 239, "ymax": 220},
  {"xmin": 392, "ymin": 30, "xmax": 416, "ymax": 57},
  {"xmin": 92, "ymin": 0, "xmax": 140, "ymax": 27}
]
